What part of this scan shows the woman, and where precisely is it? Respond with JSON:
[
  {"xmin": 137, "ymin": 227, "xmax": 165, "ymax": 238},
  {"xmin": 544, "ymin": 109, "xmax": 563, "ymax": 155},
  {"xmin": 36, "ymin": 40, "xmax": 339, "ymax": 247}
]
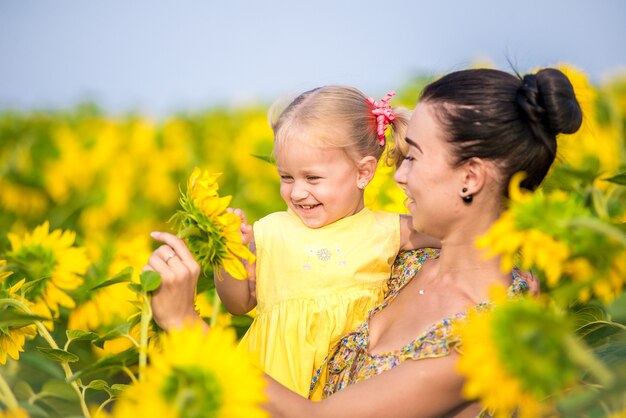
[{"xmin": 146, "ymin": 67, "xmax": 582, "ymax": 417}]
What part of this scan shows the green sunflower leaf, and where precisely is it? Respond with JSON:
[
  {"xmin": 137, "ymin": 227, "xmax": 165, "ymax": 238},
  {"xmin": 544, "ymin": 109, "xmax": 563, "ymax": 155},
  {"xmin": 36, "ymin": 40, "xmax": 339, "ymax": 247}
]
[
  {"xmin": 250, "ymin": 153, "xmax": 275, "ymax": 165},
  {"xmin": 607, "ymin": 291, "xmax": 626, "ymax": 322},
  {"xmin": 40, "ymin": 379, "xmax": 79, "ymax": 401},
  {"xmin": 38, "ymin": 379, "xmax": 83, "ymax": 416},
  {"xmin": 110, "ymin": 383, "xmax": 131, "ymax": 396},
  {"xmin": 93, "ymin": 322, "xmax": 132, "ymax": 348},
  {"xmin": 18, "ymin": 401, "xmax": 49, "ymax": 418},
  {"xmin": 20, "ymin": 276, "xmax": 48, "ymax": 294},
  {"xmin": 66, "ymin": 329, "xmax": 99, "ymax": 343},
  {"xmin": 140, "ymin": 270, "xmax": 161, "ymax": 292},
  {"xmin": 0, "ymin": 310, "xmax": 48, "ymax": 328},
  {"xmin": 89, "ymin": 266, "xmax": 133, "ymax": 291},
  {"xmin": 603, "ymin": 172, "xmax": 626, "ymax": 185},
  {"xmin": 84, "ymin": 379, "xmax": 111, "ymax": 393},
  {"xmin": 128, "ymin": 282, "xmax": 142, "ymax": 294},
  {"xmin": 36, "ymin": 347, "xmax": 79, "ymax": 363},
  {"xmin": 69, "ymin": 347, "xmax": 138, "ymax": 382},
  {"xmin": 13, "ymin": 380, "xmax": 36, "ymax": 401}
]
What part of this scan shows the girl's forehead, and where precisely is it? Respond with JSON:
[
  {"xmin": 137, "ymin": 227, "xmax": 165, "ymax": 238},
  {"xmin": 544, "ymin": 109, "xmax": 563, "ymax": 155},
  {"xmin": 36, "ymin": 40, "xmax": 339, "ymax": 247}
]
[
  {"xmin": 276, "ymin": 141, "xmax": 353, "ymax": 169},
  {"xmin": 275, "ymin": 116, "xmax": 352, "ymax": 151}
]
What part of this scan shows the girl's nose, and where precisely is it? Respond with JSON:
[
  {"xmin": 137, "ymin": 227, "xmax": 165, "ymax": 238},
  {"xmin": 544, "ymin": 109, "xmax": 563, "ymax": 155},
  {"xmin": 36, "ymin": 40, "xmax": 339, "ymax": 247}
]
[{"xmin": 290, "ymin": 182, "xmax": 309, "ymax": 200}]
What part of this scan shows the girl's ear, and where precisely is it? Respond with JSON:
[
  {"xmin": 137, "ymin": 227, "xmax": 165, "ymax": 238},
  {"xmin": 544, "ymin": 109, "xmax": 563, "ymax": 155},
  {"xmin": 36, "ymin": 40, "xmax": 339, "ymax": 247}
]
[{"xmin": 356, "ymin": 156, "xmax": 378, "ymax": 188}]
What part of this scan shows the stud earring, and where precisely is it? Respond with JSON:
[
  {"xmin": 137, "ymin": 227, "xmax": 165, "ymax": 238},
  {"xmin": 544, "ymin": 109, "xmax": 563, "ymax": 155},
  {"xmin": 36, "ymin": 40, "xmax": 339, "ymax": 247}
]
[
  {"xmin": 359, "ymin": 182, "xmax": 366, "ymax": 189},
  {"xmin": 461, "ymin": 187, "xmax": 473, "ymax": 204}
]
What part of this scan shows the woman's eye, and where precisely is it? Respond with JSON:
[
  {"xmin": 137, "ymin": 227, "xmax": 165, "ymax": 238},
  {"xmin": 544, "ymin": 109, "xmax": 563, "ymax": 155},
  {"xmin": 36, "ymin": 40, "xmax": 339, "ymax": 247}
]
[
  {"xmin": 307, "ymin": 176, "xmax": 321, "ymax": 181},
  {"xmin": 404, "ymin": 155, "xmax": 415, "ymax": 162}
]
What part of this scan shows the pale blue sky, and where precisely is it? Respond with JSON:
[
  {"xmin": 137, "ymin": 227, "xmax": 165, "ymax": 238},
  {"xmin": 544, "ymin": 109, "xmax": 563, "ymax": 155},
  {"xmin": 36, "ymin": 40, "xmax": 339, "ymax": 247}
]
[{"xmin": 1, "ymin": 0, "xmax": 624, "ymax": 117}]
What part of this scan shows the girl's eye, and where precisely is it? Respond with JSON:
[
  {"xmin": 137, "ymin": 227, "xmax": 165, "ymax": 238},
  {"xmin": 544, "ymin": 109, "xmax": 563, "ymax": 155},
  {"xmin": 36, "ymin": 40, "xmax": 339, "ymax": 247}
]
[
  {"xmin": 307, "ymin": 176, "xmax": 321, "ymax": 181},
  {"xmin": 280, "ymin": 175, "xmax": 294, "ymax": 182}
]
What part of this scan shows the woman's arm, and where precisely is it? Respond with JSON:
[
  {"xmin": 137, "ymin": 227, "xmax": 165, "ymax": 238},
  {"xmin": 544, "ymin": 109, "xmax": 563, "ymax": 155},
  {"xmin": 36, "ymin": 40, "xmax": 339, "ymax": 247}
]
[
  {"xmin": 399, "ymin": 214, "xmax": 442, "ymax": 251},
  {"xmin": 264, "ymin": 353, "xmax": 473, "ymax": 418},
  {"xmin": 213, "ymin": 208, "xmax": 258, "ymax": 315}
]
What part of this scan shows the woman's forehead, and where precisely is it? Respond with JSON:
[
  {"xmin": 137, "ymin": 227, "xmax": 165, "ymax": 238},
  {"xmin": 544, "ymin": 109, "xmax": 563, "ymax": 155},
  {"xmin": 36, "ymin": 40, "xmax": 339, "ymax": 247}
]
[{"xmin": 407, "ymin": 103, "xmax": 437, "ymax": 144}]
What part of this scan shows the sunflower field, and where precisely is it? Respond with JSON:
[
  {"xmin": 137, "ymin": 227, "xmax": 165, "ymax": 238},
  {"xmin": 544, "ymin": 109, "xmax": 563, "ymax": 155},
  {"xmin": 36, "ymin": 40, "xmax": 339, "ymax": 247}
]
[{"xmin": 1, "ymin": 65, "xmax": 625, "ymax": 417}]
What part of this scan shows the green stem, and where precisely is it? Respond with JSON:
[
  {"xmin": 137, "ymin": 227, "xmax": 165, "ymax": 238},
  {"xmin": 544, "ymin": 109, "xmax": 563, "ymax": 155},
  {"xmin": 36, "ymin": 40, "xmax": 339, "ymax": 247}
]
[
  {"xmin": 565, "ymin": 217, "xmax": 626, "ymax": 248},
  {"xmin": 564, "ymin": 335, "xmax": 614, "ymax": 387},
  {"xmin": 29, "ymin": 391, "xmax": 46, "ymax": 404},
  {"xmin": 0, "ymin": 298, "xmax": 91, "ymax": 418},
  {"xmin": 121, "ymin": 366, "xmax": 138, "ymax": 384},
  {"xmin": 210, "ymin": 288, "xmax": 221, "ymax": 327},
  {"xmin": 0, "ymin": 372, "xmax": 19, "ymax": 410},
  {"xmin": 138, "ymin": 293, "xmax": 152, "ymax": 381},
  {"xmin": 123, "ymin": 334, "xmax": 140, "ymax": 348},
  {"xmin": 95, "ymin": 397, "xmax": 115, "ymax": 418},
  {"xmin": 583, "ymin": 320, "xmax": 626, "ymax": 332}
]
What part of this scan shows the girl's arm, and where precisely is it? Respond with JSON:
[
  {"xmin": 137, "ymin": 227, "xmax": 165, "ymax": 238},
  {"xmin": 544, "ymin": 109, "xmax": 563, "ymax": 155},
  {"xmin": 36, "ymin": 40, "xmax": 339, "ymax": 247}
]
[
  {"xmin": 399, "ymin": 214, "xmax": 441, "ymax": 251},
  {"xmin": 264, "ymin": 352, "xmax": 474, "ymax": 418},
  {"xmin": 213, "ymin": 208, "xmax": 258, "ymax": 315}
]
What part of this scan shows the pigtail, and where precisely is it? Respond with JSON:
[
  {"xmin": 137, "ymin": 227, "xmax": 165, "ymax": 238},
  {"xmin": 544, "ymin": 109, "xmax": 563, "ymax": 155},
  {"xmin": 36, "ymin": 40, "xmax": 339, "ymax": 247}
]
[{"xmin": 386, "ymin": 106, "xmax": 411, "ymax": 168}]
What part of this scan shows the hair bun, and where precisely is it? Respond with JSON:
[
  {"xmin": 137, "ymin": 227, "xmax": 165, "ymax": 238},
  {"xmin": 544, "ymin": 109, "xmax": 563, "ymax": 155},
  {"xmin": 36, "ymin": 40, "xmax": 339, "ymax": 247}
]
[
  {"xmin": 516, "ymin": 74, "xmax": 547, "ymax": 130},
  {"xmin": 518, "ymin": 68, "xmax": 583, "ymax": 136}
]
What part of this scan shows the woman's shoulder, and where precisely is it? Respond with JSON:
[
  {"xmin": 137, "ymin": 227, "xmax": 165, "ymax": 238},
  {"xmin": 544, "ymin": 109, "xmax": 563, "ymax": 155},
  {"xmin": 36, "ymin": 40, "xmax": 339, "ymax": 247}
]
[
  {"xmin": 386, "ymin": 248, "xmax": 439, "ymax": 295},
  {"xmin": 393, "ymin": 248, "xmax": 439, "ymax": 264}
]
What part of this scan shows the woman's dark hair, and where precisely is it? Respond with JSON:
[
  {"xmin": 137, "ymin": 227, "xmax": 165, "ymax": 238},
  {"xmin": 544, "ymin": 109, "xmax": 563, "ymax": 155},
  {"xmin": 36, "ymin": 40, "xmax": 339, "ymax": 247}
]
[{"xmin": 420, "ymin": 68, "xmax": 583, "ymax": 194}]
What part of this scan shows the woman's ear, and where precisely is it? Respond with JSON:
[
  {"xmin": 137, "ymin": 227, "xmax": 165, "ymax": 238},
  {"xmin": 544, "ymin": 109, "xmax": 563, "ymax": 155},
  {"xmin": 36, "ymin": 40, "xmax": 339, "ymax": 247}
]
[
  {"xmin": 461, "ymin": 157, "xmax": 491, "ymax": 197},
  {"xmin": 356, "ymin": 156, "xmax": 378, "ymax": 189}
]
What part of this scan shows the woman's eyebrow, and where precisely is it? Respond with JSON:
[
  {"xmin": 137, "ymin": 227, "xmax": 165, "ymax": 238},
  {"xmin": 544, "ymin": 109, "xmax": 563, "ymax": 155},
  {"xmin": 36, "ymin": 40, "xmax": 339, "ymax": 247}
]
[{"xmin": 405, "ymin": 136, "xmax": 423, "ymax": 154}]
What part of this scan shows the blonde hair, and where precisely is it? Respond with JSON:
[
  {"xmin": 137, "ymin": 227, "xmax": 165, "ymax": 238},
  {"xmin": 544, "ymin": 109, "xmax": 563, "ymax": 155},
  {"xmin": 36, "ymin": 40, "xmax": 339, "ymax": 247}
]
[{"xmin": 269, "ymin": 85, "xmax": 410, "ymax": 163}]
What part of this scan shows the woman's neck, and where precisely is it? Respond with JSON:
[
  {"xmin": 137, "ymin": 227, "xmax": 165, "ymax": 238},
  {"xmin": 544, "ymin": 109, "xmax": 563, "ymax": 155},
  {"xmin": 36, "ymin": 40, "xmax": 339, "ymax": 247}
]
[{"xmin": 435, "ymin": 210, "xmax": 511, "ymax": 290}]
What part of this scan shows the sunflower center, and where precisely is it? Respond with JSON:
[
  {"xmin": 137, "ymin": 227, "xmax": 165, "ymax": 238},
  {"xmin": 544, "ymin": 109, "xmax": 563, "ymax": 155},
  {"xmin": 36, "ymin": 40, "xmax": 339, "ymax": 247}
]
[
  {"xmin": 10, "ymin": 245, "xmax": 56, "ymax": 298},
  {"xmin": 161, "ymin": 365, "xmax": 223, "ymax": 418},
  {"xmin": 492, "ymin": 302, "xmax": 576, "ymax": 398}
]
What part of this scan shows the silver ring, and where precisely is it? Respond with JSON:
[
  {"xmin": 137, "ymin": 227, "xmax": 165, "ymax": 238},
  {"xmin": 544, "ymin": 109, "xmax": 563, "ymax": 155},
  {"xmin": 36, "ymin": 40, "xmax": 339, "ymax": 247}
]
[{"xmin": 165, "ymin": 252, "xmax": 176, "ymax": 263}]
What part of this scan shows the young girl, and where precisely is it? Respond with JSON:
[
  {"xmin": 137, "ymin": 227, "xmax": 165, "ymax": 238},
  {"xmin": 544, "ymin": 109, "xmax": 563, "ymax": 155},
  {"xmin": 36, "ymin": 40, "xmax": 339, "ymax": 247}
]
[{"xmin": 214, "ymin": 86, "xmax": 438, "ymax": 397}]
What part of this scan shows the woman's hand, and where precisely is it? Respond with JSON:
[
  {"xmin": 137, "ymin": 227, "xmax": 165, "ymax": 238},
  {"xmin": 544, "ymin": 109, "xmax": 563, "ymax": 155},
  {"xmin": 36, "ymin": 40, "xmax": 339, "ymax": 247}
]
[{"xmin": 143, "ymin": 231, "xmax": 206, "ymax": 331}]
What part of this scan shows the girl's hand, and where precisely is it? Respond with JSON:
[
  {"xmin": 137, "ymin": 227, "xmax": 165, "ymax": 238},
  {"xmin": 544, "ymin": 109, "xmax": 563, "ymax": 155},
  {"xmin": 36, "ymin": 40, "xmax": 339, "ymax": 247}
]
[
  {"xmin": 143, "ymin": 231, "xmax": 205, "ymax": 331},
  {"xmin": 215, "ymin": 208, "xmax": 257, "ymax": 315},
  {"xmin": 230, "ymin": 208, "xmax": 254, "ymax": 245}
]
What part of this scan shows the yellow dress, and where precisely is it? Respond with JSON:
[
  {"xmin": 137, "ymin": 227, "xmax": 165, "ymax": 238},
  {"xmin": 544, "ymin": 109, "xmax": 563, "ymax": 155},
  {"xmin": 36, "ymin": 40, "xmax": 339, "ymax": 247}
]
[{"xmin": 239, "ymin": 208, "xmax": 400, "ymax": 397}]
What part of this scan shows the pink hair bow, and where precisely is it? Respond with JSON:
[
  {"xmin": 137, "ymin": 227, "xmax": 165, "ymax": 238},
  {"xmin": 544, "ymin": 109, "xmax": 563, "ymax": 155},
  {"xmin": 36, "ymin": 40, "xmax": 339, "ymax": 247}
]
[{"xmin": 367, "ymin": 90, "xmax": 396, "ymax": 146}]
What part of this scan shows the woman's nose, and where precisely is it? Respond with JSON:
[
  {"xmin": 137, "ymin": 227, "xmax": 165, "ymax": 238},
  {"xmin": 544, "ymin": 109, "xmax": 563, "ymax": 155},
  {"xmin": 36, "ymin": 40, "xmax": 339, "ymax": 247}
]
[{"xmin": 393, "ymin": 160, "xmax": 407, "ymax": 185}]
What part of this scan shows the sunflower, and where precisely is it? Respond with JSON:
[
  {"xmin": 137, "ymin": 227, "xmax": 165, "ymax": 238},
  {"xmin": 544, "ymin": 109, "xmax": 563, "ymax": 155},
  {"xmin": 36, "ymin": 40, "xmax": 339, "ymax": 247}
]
[
  {"xmin": 0, "ymin": 265, "xmax": 37, "ymax": 365},
  {"xmin": 0, "ymin": 178, "xmax": 48, "ymax": 217},
  {"xmin": 195, "ymin": 291, "xmax": 232, "ymax": 328},
  {"xmin": 69, "ymin": 232, "xmax": 150, "ymax": 332},
  {"xmin": 456, "ymin": 289, "xmax": 579, "ymax": 418},
  {"xmin": 0, "ymin": 407, "xmax": 30, "ymax": 418},
  {"xmin": 0, "ymin": 320, "xmax": 37, "ymax": 365},
  {"xmin": 476, "ymin": 172, "xmax": 624, "ymax": 303},
  {"xmin": 476, "ymin": 210, "xmax": 571, "ymax": 287},
  {"xmin": 5, "ymin": 221, "xmax": 90, "ymax": 324},
  {"xmin": 607, "ymin": 407, "xmax": 626, "ymax": 418},
  {"xmin": 112, "ymin": 323, "xmax": 267, "ymax": 418},
  {"xmin": 171, "ymin": 168, "xmax": 255, "ymax": 280}
]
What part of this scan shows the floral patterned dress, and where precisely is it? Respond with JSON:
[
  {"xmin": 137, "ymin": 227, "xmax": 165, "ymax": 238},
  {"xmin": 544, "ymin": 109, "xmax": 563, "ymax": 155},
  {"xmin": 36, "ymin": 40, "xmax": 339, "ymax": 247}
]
[{"xmin": 309, "ymin": 248, "xmax": 529, "ymax": 404}]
